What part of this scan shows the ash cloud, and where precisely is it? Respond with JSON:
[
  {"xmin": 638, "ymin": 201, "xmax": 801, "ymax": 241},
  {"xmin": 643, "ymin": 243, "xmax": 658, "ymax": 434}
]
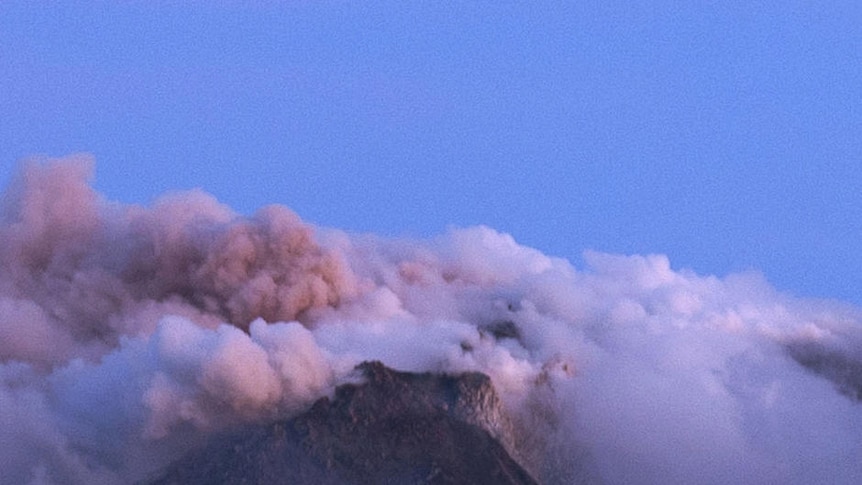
[
  {"xmin": 2, "ymin": 157, "xmax": 862, "ymax": 484},
  {"xmin": 0, "ymin": 156, "xmax": 355, "ymax": 368}
]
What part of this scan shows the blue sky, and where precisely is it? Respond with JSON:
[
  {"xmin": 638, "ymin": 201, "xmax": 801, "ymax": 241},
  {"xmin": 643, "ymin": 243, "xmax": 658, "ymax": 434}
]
[{"xmin": 1, "ymin": 1, "xmax": 860, "ymax": 304}]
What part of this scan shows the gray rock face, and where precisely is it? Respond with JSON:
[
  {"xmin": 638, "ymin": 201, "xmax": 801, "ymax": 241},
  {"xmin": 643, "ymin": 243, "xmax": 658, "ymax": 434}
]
[
  {"xmin": 786, "ymin": 341, "xmax": 862, "ymax": 401},
  {"xmin": 148, "ymin": 362, "xmax": 537, "ymax": 485}
]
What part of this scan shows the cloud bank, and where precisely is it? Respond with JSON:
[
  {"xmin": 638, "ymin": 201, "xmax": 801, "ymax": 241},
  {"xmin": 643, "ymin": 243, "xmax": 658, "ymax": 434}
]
[{"xmin": 2, "ymin": 157, "xmax": 861, "ymax": 484}]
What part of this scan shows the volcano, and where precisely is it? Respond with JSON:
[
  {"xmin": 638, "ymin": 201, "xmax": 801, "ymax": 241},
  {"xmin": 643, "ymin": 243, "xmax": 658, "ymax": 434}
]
[{"xmin": 148, "ymin": 361, "xmax": 538, "ymax": 485}]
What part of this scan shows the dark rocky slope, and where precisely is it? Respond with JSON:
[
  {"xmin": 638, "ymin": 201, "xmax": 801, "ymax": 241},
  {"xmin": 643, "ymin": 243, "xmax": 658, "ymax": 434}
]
[
  {"xmin": 786, "ymin": 341, "xmax": 862, "ymax": 401},
  {"xmin": 148, "ymin": 361, "xmax": 537, "ymax": 485}
]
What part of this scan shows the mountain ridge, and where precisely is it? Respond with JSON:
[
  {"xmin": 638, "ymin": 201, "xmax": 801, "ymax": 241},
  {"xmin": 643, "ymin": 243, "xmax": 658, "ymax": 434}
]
[{"xmin": 147, "ymin": 361, "xmax": 538, "ymax": 485}]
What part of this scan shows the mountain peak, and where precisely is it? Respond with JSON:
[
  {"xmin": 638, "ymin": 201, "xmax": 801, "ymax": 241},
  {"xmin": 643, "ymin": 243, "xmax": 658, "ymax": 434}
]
[{"xmin": 149, "ymin": 361, "xmax": 537, "ymax": 485}]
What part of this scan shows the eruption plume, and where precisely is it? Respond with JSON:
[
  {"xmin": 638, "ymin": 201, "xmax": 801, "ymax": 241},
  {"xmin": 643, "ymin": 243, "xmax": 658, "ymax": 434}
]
[{"xmin": 2, "ymin": 156, "xmax": 861, "ymax": 484}]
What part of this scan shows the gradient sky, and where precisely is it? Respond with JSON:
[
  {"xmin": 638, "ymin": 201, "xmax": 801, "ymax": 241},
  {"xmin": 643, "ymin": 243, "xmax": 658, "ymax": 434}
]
[{"xmin": 1, "ymin": 1, "xmax": 860, "ymax": 304}]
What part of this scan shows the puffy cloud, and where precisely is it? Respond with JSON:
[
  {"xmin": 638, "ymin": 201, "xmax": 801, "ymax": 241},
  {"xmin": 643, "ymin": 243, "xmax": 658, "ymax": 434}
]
[{"xmin": 1, "ymin": 158, "xmax": 861, "ymax": 483}]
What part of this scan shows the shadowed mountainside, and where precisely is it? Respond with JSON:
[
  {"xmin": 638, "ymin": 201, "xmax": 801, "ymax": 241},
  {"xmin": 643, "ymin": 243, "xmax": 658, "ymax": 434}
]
[
  {"xmin": 786, "ymin": 341, "xmax": 862, "ymax": 402},
  {"xmin": 148, "ymin": 361, "xmax": 538, "ymax": 485}
]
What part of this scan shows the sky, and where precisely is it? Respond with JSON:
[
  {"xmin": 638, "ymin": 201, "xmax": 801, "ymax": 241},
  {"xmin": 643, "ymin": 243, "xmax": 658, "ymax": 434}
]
[{"xmin": 1, "ymin": 1, "xmax": 861, "ymax": 304}]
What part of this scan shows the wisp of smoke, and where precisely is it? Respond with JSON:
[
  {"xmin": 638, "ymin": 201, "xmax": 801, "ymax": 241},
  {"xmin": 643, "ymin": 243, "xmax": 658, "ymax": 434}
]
[{"xmin": 2, "ymin": 157, "xmax": 861, "ymax": 484}]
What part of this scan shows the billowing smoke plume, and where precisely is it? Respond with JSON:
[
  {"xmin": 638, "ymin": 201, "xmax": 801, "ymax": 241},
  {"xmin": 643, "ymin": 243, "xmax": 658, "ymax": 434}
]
[{"xmin": 2, "ymin": 157, "xmax": 861, "ymax": 484}]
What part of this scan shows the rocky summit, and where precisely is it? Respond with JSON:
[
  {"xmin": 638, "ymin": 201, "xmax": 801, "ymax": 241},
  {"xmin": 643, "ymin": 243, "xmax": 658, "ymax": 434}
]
[{"xmin": 148, "ymin": 361, "xmax": 537, "ymax": 485}]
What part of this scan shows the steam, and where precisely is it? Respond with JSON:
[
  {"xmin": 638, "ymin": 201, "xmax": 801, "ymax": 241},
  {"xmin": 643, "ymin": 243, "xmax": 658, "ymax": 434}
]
[{"xmin": 2, "ymin": 157, "xmax": 861, "ymax": 484}]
